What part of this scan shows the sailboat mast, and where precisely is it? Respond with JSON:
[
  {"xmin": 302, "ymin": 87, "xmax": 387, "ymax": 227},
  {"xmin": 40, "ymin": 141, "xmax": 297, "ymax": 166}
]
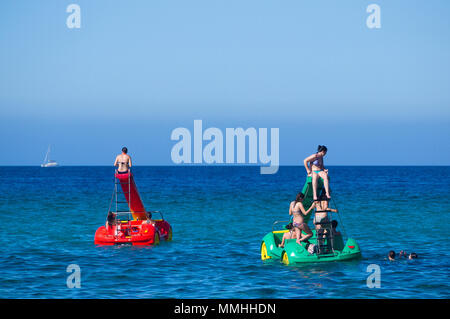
[{"xmin": 43, "ymin": 145, "xmax": 50, "ymax": 164}]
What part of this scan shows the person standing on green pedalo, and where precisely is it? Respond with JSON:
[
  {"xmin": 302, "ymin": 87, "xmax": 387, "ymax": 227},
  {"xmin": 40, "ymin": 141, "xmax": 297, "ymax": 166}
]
[
  {"xmin": 303, "ymin": 145, "xmax": 331, "ymax": 201},
  {"xmin": 278, "ymin": 192, "xmax": 315, "ymax": 248}
]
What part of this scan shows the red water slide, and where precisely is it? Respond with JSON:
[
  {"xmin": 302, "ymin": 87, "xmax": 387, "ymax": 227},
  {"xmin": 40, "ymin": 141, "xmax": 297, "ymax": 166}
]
[{"xmin": 114, "ymin": 171, "xmax": 147, "ymax": 220}]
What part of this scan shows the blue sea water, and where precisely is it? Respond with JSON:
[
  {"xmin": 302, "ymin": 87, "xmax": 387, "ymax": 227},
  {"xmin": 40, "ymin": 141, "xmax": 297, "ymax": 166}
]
[{"xmin": 0, "ymin": 166, "xmax": 448, "ymax": 299}]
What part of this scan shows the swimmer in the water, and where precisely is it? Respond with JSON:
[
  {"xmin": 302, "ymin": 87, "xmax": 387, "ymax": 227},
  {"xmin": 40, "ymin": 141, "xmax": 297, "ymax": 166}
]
[
  {"xmin": 388, "ymin": 250, "xmax": 396, "ymax": 261},
  {"xmin": 400, "ymin": 250, "xmax": 418, "ymax": 259}
]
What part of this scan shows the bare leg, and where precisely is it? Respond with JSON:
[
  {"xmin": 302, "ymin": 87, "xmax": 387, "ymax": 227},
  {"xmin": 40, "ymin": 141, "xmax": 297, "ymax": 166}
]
[
  {"xmin": 319, "ymin": 171, "xmax": 331, "ymax": 199},
  {"xmin": 279, "ymin": 232, "xmax": 292, "ymax": 248},
  {"xmin": 294, "ymin": 228, "xmax": 302, "ymax": 245},
  {"xmin": 297, "ymin": 223, "xmax": 313, "ymax": 244},
  {"xmin": 314, "ymin": 218, "xmax": 322, "ymax": 243},
  {"xmin": 299, "ymin": 233, "xmax": 313, "ymax": 244},
  {"xmin": 279, "ymin": 233, "xmax": 286, "ymax": 247},
  {"xmin": 312, "ymin": 172, "xmax": 319, "ymax": 200},
  {"xmin": 296, "ymin": 226, "xmax": 313, "ymax": 244},
  {"xmin": 317, "ymin": 228, "xmax": 324, "ymax": 254}
]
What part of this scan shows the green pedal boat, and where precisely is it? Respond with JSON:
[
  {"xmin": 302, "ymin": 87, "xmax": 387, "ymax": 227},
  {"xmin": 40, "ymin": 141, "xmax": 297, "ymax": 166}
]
[
  {"xmin": 261, "ymin": 228, "xmax": 361, "ymax": 264},
  {"xmin": 260, "ymin": 176, "xmax": 361, "ymax": 264}
]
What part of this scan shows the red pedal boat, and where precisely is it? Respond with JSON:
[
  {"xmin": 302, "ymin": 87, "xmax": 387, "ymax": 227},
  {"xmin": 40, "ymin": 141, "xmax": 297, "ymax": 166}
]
[{"xmin": 94, "ymin": 171, "xmax": 173, "ymax": 246}]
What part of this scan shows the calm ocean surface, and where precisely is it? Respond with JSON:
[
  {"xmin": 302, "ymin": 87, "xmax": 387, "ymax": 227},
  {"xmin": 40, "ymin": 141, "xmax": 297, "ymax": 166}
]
[{"xmin": 0, "ymin": 166, "xmax": 448, "ymax": 299}]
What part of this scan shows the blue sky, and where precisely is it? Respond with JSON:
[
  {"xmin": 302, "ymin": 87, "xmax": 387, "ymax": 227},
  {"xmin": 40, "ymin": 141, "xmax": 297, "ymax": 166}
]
[{"xmin": 0, "ymin": 0, "xmax": 449, "ymax": 165}]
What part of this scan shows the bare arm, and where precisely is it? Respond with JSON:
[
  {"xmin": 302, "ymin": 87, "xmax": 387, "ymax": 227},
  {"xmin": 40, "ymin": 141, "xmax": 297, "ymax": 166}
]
[
  {"xmin": 303, "ymin": 154, "xmax": 317, "ymax": 174},
  {"xmin": 128, "ymin": 155, "xmax": 132, "ymax": 168},
  {"xmin": 303, "ymin": 159, "xmax": 310, "ymax": 174},
  {"xmin": 305, "ymin": 202, "xmax": 317, "ymax": 215},
  {"xmin": 289, "ymin": 202, "xmax": 293, "ymax": 216},
  {"xmin": 114, "ymin": 156, "xmax": 118, "ymax": 167},
  {"xmin": 299, "ymin": 232, "xmax": 313, "ymax": 242},
  {"xmin": 296, "ymin": 202, "xmax": 312, "ymax": 216}
]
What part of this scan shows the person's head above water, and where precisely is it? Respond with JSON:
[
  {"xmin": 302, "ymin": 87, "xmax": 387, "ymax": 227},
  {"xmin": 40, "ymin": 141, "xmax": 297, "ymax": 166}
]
[
  {"xmin": 409, "ymin": 253, "xmax": 418, "ymax": 259},
  {"xmin": 388, "ymin": 250, "xmax": 396, "ymax": 261},
  {"xmin": 317, "ymin": 145, "xmax": 327, "ymax": 156},
  {"xmin": 122, "ymin": 147, "xmax": 128, "ymax": 154}
]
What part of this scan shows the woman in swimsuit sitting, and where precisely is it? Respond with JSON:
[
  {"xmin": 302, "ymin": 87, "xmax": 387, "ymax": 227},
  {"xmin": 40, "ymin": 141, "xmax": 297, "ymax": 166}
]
[
  {"xmin": 303, "ymin": 145, "xmax": 331, "ymax": 201},
  {"xmin": 114, "ymin": 147, "xmax": 132, "ymax": 174},
  {"xmin": 279, "ymin": 192, "xmax": 314, "ymax": 247}
]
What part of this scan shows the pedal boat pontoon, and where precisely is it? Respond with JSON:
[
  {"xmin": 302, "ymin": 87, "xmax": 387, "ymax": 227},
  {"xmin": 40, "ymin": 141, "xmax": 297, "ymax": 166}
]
[{"xmin": 261, "ymin": 221, "xmax": 361, "ymax": 264}]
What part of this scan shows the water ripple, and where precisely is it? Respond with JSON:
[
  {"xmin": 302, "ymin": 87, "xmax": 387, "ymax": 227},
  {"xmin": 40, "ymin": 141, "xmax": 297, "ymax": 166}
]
[{"xmin": 0, "ymin": 166, "xmax": 448, "ymax": 298}]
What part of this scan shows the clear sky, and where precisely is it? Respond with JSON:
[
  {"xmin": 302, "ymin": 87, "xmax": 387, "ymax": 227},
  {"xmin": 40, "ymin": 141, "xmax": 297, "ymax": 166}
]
[{"xmin": 0, "ymin": 0, "xmax": 449, "ymax": 165}]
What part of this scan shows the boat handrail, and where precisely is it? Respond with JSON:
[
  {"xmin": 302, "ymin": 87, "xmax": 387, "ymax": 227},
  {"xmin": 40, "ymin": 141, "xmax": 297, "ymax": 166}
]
[
  {"xmin": 272, "ymin": 220, "xmax": 290, "ymax": 232},
  {"xmin": 149, "ymin": 211, "xmax": 164, "ymax": 220},
  {"xmin": 111, "ymin": 211, "xmax": 164, "ymax": 220}
]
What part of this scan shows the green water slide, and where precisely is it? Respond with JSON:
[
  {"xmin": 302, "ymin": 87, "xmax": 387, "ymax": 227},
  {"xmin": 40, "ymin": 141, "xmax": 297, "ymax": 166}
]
[{"xmin": 300, "ymin": 175, "xmax": 324, "ymax": 223}]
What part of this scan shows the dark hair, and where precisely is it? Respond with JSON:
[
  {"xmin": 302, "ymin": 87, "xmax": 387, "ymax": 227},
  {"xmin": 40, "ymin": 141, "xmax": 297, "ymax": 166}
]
[
  {"xmin": 409, "ymin": 253, "xmax": 418, "ymax": 259},
  {"xmin": 122, "ymin": 147, "xmax": 128, "ymax": 154},
  {"xmin": 317, "ymin": 145, "xmax": 328, "ymax": 153},
  {"xmin": 388, "ymin": 251, "xmax": 395, "ymax": 259},
  {"xmin": 331, "ymin": 220, "xmax": 338, "ymax": 229},
  {"xmin": 145, "ymin": 211, "xmax": 152, "ymax": 220},
  {"xmin": 107, "ymin": 211, "xmax": 116, "ymax": 225},
  {"xmin": 295, "ymin": 192, "xmax": 305, "ymax": 203}
]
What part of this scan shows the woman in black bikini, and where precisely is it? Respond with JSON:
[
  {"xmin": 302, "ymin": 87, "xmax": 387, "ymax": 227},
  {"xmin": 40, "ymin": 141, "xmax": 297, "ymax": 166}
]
[
  {"xmin": 114, "ymin": 147, "xmax": 132, "ymax": 173},
  {"xmin": 314, "ymin": 192, "xmax": 338, "ymax": 232}
]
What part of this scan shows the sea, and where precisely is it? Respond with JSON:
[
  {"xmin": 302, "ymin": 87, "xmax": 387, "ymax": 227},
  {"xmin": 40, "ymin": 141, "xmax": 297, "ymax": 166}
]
[{"xmin": 0, "ymin": 166, "xmax": 448, "ymax": 298}]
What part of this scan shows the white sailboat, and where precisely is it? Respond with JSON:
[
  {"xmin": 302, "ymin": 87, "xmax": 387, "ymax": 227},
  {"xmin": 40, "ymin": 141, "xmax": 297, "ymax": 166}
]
[{"xmin": 41, "ymin": 145, "xmax": 59, "ymax": 167}]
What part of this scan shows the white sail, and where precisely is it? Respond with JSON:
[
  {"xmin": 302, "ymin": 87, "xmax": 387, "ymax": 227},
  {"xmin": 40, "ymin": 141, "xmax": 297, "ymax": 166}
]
[{"xmin": 41, "ymin": 145, "xmax": 59, "ymax": 167}]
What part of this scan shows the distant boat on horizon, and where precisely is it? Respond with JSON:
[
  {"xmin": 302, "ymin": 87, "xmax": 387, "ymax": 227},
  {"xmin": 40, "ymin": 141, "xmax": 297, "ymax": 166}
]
[{"xmin": 41, "ymin": 145, "xmax": 59, "ymax": 167}]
